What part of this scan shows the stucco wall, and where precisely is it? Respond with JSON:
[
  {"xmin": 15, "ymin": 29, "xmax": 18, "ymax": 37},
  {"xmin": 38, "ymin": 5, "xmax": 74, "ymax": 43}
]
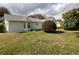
[
  {"xmin": 56, "ymin": 21, "xmax": 61, "ymax": 28},
  {"xmin": 4, "ymin": 20, "xmax": 43, "ymax": 32},
  {"xmin": 4, "ymin": 19, "xmax": 9, "ymax": 32},
  {"xmin": 31, "ymin": 22, "xmax": 42, "ymax": 30}
]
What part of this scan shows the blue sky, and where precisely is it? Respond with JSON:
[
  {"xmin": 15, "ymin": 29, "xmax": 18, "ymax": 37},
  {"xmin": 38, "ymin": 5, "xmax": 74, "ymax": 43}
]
[{"xmin": 0, "ymin": 3, "xmax": 79, "ymax": 19}]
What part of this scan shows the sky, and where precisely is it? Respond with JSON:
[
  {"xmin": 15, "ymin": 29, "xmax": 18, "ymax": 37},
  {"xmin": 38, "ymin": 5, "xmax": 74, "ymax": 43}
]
[{"xmin": 0, "ymin": 3, "xmax": 79, "ymax": 19}]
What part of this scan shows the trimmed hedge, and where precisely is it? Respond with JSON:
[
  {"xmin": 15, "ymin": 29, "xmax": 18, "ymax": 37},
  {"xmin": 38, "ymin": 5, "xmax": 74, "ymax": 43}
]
[{"xmin": 42, "ymin": 20, "xmax": 57, "ymax": 33}]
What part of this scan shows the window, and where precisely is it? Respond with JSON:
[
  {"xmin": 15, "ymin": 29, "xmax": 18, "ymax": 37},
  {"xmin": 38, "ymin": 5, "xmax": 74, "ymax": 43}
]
[
  {"xmin": 24, "ymin": 23, "xmax": 26, "ymax": 28},
  {"xmin": 36, "ymin": 23, "xmax": 39, "ymax": 25},
  {"xmin": 28, "ymin": 22, "xmax": 30, "ymax": 28}
]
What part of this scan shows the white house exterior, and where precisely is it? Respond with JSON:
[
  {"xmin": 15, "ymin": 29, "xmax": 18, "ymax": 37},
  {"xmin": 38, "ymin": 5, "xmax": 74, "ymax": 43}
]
[
  {"xmin": 4, "ymin": 14, "xmax": 61, "ymax": 33},
  {"xmin": 4, "ymin": 14, "xmax": 43, "ymax": 32}
]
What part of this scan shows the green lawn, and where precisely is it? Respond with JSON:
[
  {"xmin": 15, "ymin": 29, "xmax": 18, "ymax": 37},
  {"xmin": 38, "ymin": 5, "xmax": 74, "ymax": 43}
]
[{"xmin": 0, "ymin": 29, "xmax": 79, "ymax": 55}]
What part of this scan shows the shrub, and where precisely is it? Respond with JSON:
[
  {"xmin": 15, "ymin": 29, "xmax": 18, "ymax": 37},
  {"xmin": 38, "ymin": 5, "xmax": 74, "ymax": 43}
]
[
  {"xmin": 42, "ymin": 20, "xmax": 57, "ymax": 33},
  {"xmin": 63, "ymin": 17, "xmax": 79, "ymax": 30},
  {"xmin": 0, "ymin": 23, "xmax": 5, "ymax": 33},
  {"xmin": 63, "ymin": 8, "xmax": 79, "ymax": 30},
  {"xmin": 64, "ymin": 19, "xmax": 76, "ymax": 30}
]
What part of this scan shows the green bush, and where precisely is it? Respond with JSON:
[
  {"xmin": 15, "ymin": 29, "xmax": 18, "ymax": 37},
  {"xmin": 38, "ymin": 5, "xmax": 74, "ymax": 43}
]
[
  {"xmin": 42, "ymin": 20, "xmax": 57, "ymax": 33},
  {"xmin": 0, "ymin": 23, "xmax": 5, "ymax": 33},
  {"xmin": 64, "ymin": 19, "xmax": 77, "ymax": 30},
  {"xmin": 63, "ymin": 8, "xmax": 79, "ymax": 30}
]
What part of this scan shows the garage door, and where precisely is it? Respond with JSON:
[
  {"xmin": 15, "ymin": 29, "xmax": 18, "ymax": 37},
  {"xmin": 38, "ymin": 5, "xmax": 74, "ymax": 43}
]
[{"xmin": 9, "ymin": 21, "xmax": 25, "ymax": 32}]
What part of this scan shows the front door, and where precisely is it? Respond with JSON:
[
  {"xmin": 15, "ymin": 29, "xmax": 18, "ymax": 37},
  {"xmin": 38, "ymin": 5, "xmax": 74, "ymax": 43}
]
[{"xmin": 28, "ymin": 22, "xmax": 32, "ymax": 31}]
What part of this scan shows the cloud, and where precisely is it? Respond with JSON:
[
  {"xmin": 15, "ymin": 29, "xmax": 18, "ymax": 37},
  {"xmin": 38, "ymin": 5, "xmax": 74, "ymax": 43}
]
[
  {"xmin": 28, "ymin": 8, "xmax": 44, "ymax": 15},
  {"xmin": 0, "ymin": 3, "xmax": 79, "ymax": 19}
]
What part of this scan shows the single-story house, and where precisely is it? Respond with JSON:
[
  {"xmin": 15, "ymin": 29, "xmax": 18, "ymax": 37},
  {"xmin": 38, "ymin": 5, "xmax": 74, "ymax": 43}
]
[
  {"xmin": 3, "ymin": 14, "xmax": 61, "ymax": 33},
  {"xmin": 4, "ymin": 14, "xmax": 43, "ymax": 32}
]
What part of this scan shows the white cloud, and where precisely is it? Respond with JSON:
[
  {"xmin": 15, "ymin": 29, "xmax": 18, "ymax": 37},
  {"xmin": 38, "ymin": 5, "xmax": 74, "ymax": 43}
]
[
  {"xmin": 28, "ymin": 8, "xmax": 45, "ymax": 15},
  {"xmin": 51, "ymin": 3, "xmax": 70, "ymax": 13},
  {"xmin": 52, "ymin": 4, "xmax": 62, "ymax": 10},
  {"xmin": 0, "ymin": 3, "xmax": 79, "ymax": 19}
]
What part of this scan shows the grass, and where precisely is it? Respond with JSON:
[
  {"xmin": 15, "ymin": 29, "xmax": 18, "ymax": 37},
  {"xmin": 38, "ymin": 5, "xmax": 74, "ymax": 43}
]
[{"xmin": 0, "ymin": 29, "xmax": 79, "ymax": 55}]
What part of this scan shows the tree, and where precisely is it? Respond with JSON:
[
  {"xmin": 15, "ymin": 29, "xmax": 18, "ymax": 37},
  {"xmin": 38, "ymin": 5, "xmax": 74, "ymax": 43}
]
[
  {"xmin": 28, "ymin": 14, "xmax": 46, "ymax": 19},
  {"xmin": 63, "ymin": 8, "xmax": 79, "ymax": 30},
  {"xmin": 42, "ymin": 20, "xmax": 57, "ymax": 33},
  {"xmin": 0, "ymin": 7, "xmax": 11, "ymax": 20},
  {"xmin": 0, "ymin": 7, "xmax": 11, "ymax": 33}
]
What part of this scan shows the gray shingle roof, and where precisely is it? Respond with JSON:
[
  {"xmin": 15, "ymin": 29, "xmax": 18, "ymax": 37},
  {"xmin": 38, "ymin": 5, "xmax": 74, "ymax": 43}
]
[
  {"xmin": 4, "ymin": 14, "xmax": 28, "ymax": 21},
  {"xmin": 4, "ymin": 14, "xmax": 43, "ymax": 22}
]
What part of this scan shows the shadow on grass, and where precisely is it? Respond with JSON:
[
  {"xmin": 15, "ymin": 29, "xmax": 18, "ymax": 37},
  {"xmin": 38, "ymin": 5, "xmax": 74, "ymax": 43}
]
[
  {"xmin": 44, "ymin": 31, "xmax": 65, "ymax": 34},
  {"xmin": 19, "ymin": 32, "xmax": 27, "ymax": 33},
  {"xmin": 54, "ymin": 31, "xmax": 64, "ymax": 33}
]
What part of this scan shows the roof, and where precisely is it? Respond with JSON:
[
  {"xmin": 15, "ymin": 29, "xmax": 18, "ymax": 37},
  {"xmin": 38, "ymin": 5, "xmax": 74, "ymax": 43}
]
[
  {"xmin": 4, "ymin": 14, "xmax": 43, "ymax": 22},
  {"xmin": 4, "ymin": 14, "xmax": 28, "ymax": 21},
  {"xmin": 27, "ymin": 17, "xmax": 43, "ymax": 22}
]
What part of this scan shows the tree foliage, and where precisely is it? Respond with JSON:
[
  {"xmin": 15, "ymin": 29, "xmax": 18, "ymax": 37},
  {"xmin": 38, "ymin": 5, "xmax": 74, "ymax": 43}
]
[
  {"xmin": 0, "ymin": 7, "xmax": 11, "ymax": 32},
  {"xmin": 0, "ymin": 7, "xmax": 11, "ymax": 19},
  {"xmin": 63, "ymin": 8, "xmax": 79, "ymax": 30},
  {"xmin": 28, "ymin": 14, "xmax": 46, "ymax": 19}
]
